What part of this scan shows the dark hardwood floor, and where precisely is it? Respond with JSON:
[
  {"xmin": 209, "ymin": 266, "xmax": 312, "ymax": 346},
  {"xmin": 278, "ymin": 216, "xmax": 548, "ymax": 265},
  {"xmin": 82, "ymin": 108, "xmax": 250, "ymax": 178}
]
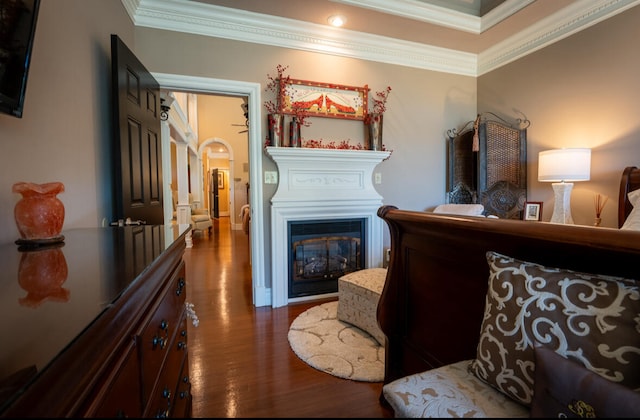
[{"xmin": 184, "ymin": 217, "xmax": 394, "ymax": 418}]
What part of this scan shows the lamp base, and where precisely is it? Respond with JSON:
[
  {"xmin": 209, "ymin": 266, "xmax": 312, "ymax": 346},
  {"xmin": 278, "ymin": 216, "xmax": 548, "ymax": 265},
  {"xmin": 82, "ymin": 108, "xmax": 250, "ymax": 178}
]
[{"xmin": 550, "ymin": 182, "xmax": 574, "ymax": 224}]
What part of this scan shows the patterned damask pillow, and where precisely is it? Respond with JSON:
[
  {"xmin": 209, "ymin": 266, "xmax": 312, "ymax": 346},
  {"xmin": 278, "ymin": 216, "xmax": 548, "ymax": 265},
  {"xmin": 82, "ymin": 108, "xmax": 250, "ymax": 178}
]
[{"xmin": 468, "ymin": 251, "xmax": 640, "ymax": 407}]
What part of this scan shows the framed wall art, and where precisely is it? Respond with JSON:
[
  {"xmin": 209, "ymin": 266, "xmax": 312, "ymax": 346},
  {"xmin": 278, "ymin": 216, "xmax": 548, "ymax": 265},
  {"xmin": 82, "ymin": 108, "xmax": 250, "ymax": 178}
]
[
  {"xmin": 217, "ymin": 171, "xmax": 224, "ymax": 190},
  {"xmin": 523, "ymin": 201, "xmax": 542, "ymax": 221},
  {"xmin": 281, "ymin": 79, "xmax": 368, "ymax": 120}
]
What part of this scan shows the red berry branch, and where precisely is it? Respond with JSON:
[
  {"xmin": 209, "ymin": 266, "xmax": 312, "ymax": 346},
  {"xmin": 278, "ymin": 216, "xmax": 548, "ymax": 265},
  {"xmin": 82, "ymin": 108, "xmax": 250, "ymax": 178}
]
[{"xmin": 364, "ymin": 86, "xmax": 392, "ymax": 123}]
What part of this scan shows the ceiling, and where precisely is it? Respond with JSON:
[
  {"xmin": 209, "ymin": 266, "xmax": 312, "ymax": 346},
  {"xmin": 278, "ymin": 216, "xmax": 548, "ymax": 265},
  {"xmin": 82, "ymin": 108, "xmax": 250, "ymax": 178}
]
[
  {"xmin": 126, "ymin": 0, "xmax": 640, "ymax": 76},
  {"xmin": 411, "ymin": 0, "xmax": 509, "ymax": 16}
]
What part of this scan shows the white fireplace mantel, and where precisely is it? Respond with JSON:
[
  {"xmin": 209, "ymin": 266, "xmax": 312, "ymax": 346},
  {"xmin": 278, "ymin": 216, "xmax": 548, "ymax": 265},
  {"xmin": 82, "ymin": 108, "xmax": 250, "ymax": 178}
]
[{"xmin": 266, "ymin": 146, "xmax": 391, "ymax": 308}]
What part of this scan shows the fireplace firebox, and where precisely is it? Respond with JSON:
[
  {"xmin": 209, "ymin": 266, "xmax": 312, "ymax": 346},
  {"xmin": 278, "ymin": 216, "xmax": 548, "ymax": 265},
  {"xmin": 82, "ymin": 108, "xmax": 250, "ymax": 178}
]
[{"xmin": 288, "ymin": 218, "xmax": 365, "ymax": 298}]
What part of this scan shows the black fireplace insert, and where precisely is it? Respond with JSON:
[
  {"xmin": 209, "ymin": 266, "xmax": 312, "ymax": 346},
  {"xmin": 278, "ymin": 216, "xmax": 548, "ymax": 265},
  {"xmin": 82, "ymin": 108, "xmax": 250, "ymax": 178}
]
[{"xmin": 288, "ymin": 218, "xmax": 365, "ymax": 298}]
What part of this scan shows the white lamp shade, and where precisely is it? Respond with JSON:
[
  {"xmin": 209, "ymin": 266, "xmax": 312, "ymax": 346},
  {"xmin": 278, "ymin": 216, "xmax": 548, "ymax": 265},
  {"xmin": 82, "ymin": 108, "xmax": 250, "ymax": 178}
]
[{"xmin": 538, "ymin": 148, "xmax": 591, "ymax": 182}]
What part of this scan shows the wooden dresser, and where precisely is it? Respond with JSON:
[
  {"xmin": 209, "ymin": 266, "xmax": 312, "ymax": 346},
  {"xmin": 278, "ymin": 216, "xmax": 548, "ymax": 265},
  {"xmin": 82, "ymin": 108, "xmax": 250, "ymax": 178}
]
[{"xmin": 0, "ymin": 224, "xmax": 192, "ymax": 417}]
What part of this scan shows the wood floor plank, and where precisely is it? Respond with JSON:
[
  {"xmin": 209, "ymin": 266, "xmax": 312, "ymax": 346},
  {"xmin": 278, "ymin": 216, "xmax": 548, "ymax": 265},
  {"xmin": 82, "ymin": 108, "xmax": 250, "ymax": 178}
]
[{"xmin": 184, "ymin": 217, "xmax": 393, "ymax": 418}]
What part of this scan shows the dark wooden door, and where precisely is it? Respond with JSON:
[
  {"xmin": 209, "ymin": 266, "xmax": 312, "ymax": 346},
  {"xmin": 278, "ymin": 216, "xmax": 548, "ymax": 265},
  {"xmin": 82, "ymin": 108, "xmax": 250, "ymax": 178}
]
[
  {"xmin": 110, "ymin": 34, "xmax": 164, "ymax": 225},
  {"xmin": 212, "ymin": 168, "xmax": 220, "ymax": 219}
]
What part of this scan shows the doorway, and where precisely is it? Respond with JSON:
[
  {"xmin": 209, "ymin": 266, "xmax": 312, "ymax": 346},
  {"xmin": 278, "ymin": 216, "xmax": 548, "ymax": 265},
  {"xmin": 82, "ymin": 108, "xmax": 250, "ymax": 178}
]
[
  {"xmin": 211, "ymin": 168, "xmax": 219, "ymax": 218},
  {"xmin": 200, "ymin": 136, "xmax": 235, "ymax": 224},
  {"xmin": 154, "ymin": 73, "xmax": 268, "ymax": 307}
]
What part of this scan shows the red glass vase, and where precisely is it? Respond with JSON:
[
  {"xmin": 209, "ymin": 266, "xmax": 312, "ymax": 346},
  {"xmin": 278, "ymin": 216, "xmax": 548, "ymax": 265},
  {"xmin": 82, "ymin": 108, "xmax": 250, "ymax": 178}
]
[{"xmin": 13, "ymin": 182, "xmax": 65, "ymax": 242}]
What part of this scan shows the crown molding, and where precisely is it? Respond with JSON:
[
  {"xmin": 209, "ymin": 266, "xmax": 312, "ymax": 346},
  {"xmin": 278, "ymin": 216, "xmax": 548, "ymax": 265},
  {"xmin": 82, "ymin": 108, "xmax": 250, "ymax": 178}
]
[
  {"xmin": 478, "ymin": 0, "xmax": 640, "ymax": 75},
  {"xmin": 331, "ymin": 0, "xmax": 534, "ymax": 33},
  {"xmin": 123, "ymin": 0, "xmax": 640, "ymax": 77}
]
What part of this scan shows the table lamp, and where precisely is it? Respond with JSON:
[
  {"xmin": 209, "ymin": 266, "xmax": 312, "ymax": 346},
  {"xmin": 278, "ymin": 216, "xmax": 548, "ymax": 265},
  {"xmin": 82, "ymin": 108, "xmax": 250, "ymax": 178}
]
[{"xmin": 538, "ymin": 148, "xmax": 591, "ymax": 224}]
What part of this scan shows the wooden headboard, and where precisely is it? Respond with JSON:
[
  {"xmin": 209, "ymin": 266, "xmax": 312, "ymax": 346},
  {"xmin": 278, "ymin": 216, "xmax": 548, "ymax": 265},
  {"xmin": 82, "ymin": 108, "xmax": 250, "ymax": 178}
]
[
  {"xmin": 376, "ymin": 206, "xmax": 640, "ymax": 386},
  {"xmin": 618, "ymin": 166, "xmax": 640, "ymax": 228}
]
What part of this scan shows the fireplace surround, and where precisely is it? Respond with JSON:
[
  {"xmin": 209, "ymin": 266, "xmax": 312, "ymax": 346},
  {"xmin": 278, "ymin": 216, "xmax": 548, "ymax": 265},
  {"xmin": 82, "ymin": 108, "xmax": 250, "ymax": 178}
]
[{"xmin": 266, "ymin": 147, "xmax": 390, "ymax": 307}]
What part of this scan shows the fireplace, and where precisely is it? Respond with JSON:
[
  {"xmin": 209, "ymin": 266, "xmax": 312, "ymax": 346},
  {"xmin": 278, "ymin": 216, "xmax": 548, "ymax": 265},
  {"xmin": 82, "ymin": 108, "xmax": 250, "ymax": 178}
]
[
  {"xmin": 266, "ymin": 147, "xmax": 391, "ymax": 307},
  {"xmin": 288, "ymin": 218, "xmax": 365, "ymax": 298}
]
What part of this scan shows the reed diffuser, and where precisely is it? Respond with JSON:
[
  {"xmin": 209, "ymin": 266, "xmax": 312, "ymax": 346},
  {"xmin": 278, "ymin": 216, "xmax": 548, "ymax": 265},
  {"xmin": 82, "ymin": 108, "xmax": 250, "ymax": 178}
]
[{"xmin": 593, "ymin": 193, "xmax": 608, "ymax": 226}]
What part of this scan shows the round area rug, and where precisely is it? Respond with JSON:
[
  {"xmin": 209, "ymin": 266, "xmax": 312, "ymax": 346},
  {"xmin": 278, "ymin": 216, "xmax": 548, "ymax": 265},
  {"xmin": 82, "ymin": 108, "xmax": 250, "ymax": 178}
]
[{"xmin": 287, "ymin": 301, "xmax": 384, "ymax": 382}]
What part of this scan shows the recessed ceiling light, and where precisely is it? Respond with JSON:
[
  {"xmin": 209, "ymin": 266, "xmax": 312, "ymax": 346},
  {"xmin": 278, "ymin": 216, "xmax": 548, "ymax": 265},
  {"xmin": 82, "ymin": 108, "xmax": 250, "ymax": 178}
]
[{"xmin": 328, "ymin": 15, "xmax": 346, "ymax": 27}]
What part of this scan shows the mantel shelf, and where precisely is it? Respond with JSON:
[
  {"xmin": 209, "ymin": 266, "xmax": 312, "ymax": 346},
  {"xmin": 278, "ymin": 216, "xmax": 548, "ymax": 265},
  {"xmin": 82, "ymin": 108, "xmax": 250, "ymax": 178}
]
[{"xmin": 264, "ymin": 146, "xmax": 391, "ymax": 164}]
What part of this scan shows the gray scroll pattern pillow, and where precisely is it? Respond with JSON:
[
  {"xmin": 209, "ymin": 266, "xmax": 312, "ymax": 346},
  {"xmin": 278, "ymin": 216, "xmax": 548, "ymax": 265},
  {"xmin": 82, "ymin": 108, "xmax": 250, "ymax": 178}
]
[{"xmin": 468, "ymin": 251, "xmax": 640, "ymax": 407}]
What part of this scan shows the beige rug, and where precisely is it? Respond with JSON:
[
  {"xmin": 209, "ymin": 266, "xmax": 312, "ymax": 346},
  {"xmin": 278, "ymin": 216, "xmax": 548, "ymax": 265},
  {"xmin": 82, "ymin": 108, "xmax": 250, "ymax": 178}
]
[{"xmin": 287, "ymin": 301, "xmax": 384, "ymax": 382}]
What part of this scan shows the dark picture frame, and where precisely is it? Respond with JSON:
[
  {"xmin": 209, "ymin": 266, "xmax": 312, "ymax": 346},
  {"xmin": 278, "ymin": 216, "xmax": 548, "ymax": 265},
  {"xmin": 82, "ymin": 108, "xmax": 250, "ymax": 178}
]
[
  {"xmin": 217, "ymin": 171, "xmax": 224, "ymax": 190},
  {"xmin": 524, "ymin": 201, "xmax": 543, "ymax": 221}
]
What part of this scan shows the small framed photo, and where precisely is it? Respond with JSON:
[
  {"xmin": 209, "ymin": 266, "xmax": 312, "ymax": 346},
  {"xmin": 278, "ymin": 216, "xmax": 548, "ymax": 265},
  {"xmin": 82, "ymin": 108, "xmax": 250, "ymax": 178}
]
[
  {"xmin": 523, "ymin": 201, "xmax": 543, "ymax": 221},
  {"xmin": 217, "ymin": 171, "xmax": 224, "ymax": 190}
]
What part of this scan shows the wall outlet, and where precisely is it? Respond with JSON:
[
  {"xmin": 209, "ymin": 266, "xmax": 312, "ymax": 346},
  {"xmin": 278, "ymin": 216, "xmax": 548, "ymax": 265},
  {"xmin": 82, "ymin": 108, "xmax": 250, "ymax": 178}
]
[
  {"xmin": 374, "ymin": 172, "xmax": 382, "ymax": 184},
  {"xmin": 383, "ymin": 247, "xmax": 391, "ymax": 268},
  {"xmin": 265, "ymin": 171, "xmax": 278, "ymax": 184}
]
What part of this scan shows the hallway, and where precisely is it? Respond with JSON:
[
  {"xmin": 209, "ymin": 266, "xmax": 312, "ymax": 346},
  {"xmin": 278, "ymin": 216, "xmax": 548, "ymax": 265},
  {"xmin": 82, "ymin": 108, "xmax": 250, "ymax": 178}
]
[{"xmin": 183, "ymin": 217, "xmax": 393, "ymax": 417}]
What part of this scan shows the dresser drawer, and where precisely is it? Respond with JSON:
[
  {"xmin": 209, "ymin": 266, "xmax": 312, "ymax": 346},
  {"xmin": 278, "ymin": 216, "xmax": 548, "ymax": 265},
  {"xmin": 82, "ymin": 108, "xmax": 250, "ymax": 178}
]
[
  {"xmin": 172, "ymin": 353, "xmax": 192, "ymax": 418},
  {"xmin": 144, "ymin": 314, "xmax": 188, "ymax": 418},
  {"xmin": 83, "ymin": 339, "xmax": 142, "ymax": 418},
  {"xmin": 138, "ymin": 262, "xmax": 186, "ymax": 407}
]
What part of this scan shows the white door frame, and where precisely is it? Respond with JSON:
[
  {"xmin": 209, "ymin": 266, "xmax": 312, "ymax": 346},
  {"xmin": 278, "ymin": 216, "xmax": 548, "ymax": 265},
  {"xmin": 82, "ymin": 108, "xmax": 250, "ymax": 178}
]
[{"xmin": 153, "ymin": 73, "xmax": 269, "ymax": 307}]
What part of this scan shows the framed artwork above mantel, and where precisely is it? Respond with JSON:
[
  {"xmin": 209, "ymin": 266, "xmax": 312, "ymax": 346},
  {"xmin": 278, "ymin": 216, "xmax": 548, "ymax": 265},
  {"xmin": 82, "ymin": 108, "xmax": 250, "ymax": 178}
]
[{"xmin": 282, "ymin": 79, "xmax": 368, "ymax": 121}]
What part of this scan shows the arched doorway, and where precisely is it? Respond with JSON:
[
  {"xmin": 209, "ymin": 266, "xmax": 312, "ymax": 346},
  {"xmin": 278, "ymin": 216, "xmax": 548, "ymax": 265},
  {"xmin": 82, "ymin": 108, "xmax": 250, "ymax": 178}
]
[{"xmin": 199, "ymin": 137, "xmax": 236, "ymax": 229}]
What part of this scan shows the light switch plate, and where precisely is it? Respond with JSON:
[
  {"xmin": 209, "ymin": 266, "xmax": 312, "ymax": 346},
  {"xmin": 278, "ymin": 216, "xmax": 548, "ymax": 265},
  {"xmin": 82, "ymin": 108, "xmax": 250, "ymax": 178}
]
[{"xmin": 265, "ymin": 171, "xmax": 278, "ymax": 184}]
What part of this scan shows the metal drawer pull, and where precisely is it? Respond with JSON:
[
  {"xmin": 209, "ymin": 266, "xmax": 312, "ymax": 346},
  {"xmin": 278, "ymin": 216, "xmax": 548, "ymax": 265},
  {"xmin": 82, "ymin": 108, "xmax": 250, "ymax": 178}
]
[
  {"xmin": 152, "ymin": 336, "xmax": 166, "ymax": 349},
  {"xmin": 176, "ymin": 277, "xmax": 185, "ymax": 296}
]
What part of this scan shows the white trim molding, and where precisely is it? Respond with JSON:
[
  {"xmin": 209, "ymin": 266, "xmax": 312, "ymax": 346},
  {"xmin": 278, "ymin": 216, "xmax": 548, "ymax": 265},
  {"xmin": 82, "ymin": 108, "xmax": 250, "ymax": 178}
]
[{"xmin": 124, "ymin": 0, "xmax": 640, "ymax": 76}]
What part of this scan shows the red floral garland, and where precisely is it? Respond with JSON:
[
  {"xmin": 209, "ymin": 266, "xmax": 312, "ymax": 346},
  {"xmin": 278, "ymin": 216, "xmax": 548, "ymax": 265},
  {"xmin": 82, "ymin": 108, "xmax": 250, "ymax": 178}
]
[{"xmin": 264, "ymin": 138, "xmax": 392, "ymax": 155}]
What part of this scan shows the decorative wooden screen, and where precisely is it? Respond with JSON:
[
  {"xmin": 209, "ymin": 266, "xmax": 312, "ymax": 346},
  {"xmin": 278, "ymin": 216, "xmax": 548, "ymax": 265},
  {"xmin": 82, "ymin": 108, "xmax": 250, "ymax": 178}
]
[
  {"xmin": 447, "ymin": 112, "xmax": 529, "ymax": 219},
  {"xmin": 446, "ymin": 121, "xmax": 476, "ymax": 204}
]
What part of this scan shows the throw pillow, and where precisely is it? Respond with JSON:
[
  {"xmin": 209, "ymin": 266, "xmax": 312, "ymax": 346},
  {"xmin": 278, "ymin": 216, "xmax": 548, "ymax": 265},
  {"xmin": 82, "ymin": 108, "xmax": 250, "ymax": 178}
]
[
  {"xmin": 621, "ymin": 189, "xmax": 640, "ymax": 230},
  {"xmin": 531, "ymin": 343, "xmax": 640, "ymax": 418},
  {"xmin": 432, "ymin": 204, "xmax": 485, "ymax": 216},
  {"xmin": 468, "ymin": 251, "xmax": 640, "ymax": 406}
]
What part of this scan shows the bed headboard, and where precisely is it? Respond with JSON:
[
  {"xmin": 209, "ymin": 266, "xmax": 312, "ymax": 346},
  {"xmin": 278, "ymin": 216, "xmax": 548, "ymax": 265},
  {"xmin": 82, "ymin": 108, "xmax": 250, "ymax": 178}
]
[
  {"xmin": 618, "ymin": 166, "xmax": 640, "ymax": 228},
  {"xmin": 377, "ymin": 206, "xmax": 640, "ymax": 386}
]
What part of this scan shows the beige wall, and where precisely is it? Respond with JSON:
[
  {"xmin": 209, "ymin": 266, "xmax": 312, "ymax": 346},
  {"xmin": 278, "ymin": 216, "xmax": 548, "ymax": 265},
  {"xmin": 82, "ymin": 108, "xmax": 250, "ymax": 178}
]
[
  {"xmin": 478, "ymin": 5, "xmax": 640, "ymax": 227},
  {"xmin": 1, "ymin": 0, "xmax": 637, "ymax": 252},
  {"xmin": 0, "ymin": 0, "xmax": 133, "ymax": 245},
  {"xmin": 133, "ymin": 27, "xmax": 477, "ymax": 267}
]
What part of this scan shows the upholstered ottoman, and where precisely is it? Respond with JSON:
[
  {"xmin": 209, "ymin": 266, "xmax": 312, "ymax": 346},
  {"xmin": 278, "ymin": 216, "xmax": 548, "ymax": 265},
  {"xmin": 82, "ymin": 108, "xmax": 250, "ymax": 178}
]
[{"xmin": 337, "ymin": 267, "xmax": 387, "ymax": 345}]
